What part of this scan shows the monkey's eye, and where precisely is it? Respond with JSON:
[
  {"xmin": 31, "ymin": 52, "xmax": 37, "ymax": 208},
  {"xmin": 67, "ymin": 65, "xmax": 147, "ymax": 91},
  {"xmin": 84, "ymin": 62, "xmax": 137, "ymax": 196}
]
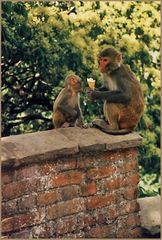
[{"xmin": 98, "ymin": 57, "xmax": 109, "ymax": 63}]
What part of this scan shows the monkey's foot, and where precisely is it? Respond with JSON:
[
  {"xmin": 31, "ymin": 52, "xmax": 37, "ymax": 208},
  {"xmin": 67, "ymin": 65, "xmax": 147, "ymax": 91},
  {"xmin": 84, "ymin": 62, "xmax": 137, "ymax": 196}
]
[
  {"xmin": 62, "ymin": 122, "xmax": 71, "ymax": 128},
  {"xmin": 87, "ymin": 122, "xmax": 94, "ymax": 128},
  {"xmin": 92, "ymin": 119, "xmax": 132, "ymax": 135},
  {"xmin": 92, "ymin": 119, "xmax": 109, "ymax": 131}
]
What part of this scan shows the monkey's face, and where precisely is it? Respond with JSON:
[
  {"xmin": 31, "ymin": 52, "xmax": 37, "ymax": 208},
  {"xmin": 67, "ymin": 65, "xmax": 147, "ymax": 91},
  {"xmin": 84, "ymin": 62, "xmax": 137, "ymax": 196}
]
[
  {"xmin": 98, "ymin": 57, "xmax": 110, "ymax": 73},
  {"xmin": 75, "ymin": 81, "xmax": 83, "ymax": 92},
  {"xmin": 72, "ymin": 79, "xmax": 83, "ymax": 93}
]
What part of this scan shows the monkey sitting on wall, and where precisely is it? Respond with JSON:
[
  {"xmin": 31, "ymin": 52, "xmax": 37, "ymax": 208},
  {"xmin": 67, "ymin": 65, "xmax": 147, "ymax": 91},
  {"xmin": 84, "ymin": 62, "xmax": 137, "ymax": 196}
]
[
  {"xmin": 52, "ymin": 74, "xmax": 85, "ymax": 128},
  {"xmin": 87, "ymin": 47, "xmax": 144, "ymax": 135}
]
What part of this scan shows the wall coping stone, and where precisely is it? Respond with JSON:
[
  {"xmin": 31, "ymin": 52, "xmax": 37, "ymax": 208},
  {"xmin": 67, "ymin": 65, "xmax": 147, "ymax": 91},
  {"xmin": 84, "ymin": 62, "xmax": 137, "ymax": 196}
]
[
  {"xmin": 1, "ymin": 127, "xmax": 143, "ymax": 168},
  {"xmin": 138, "ymin": 196, "xmax": 161, "ymax": 236}
]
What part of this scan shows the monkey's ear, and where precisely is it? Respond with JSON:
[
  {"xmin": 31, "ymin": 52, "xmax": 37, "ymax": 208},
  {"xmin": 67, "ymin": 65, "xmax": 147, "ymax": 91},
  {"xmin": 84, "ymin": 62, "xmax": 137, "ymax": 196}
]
[{"xmin": 116, "ymin": 53, "xmax": 122, "ymax": 64}]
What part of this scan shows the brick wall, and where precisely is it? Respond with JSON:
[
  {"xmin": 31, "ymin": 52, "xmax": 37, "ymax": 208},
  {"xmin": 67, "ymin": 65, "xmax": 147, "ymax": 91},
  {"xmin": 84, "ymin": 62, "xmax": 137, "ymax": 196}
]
[{"xmin": 1, "ymin": 128, "xmax": 143, "ymax": 238}]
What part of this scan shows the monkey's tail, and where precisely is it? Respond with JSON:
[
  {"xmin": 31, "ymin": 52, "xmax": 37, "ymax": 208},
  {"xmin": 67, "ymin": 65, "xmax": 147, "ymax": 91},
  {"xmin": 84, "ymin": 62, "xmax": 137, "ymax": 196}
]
[
  {"xmin": 101, "ymin": 128, "xmax": 132, "ymax": 135},
  {"xmin": 92, "ymin": 119, "xmax": 132, "ymax": 135}
]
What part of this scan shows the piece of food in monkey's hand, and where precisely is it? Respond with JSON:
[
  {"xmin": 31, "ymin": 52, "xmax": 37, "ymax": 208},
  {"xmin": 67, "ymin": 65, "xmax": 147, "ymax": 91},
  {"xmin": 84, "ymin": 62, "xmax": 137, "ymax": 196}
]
[{"xmin": 87, "ymin": 78, "xmax": 95, "ymax": 90}]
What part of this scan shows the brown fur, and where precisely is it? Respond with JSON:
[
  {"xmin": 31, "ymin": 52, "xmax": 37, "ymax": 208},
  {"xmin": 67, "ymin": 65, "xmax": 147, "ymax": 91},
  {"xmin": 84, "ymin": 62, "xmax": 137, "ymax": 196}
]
[
  {"xmin": 52, "ymin": 74, "xmax": 84, "ymax": 128},
  {"xmin": 92, "ymin": 47, "xmax": 144, "ymax": 134}
]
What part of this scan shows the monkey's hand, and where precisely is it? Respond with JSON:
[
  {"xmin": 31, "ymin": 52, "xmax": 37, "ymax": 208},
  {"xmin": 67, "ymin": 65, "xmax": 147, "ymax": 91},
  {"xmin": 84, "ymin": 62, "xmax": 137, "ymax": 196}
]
[
  {"xmin": 76, "ymin": 122, "xmax": 89, "ymax": 129},
  {"xmin": 75, "ymin": 117, "xmax": 84, "ymax": 128},
  {"xmin": 87, "ymin": 89, "xmax": 102, "ymax": 101},
  {"xmin": 86, "ymin": 88, "xmax": 96, "ymax": 101}
]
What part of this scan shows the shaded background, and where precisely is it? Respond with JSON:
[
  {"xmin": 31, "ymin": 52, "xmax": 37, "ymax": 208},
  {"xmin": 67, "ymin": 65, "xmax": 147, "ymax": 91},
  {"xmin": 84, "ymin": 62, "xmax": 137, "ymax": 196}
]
[{"xmin": 2, "ymin": 1, "xmax": 160, "ymax": 197}]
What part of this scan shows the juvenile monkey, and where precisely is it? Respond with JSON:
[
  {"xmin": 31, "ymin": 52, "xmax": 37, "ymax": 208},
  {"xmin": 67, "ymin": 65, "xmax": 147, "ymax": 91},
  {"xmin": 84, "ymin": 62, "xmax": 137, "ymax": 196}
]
[
  {"xmin": 52, "ymin": 74, "xmax": 85, "ymax": 128},
  {"xmin": 87, "ymin": 47, "xmax": 144, "ymax": 134}
]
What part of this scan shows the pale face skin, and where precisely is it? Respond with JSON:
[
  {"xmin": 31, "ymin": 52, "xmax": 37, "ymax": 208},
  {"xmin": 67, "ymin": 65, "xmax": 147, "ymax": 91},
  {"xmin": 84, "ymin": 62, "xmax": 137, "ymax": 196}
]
[{"xmin": 98, "ymin": 57, "xmax": 110, "ymax": 73}]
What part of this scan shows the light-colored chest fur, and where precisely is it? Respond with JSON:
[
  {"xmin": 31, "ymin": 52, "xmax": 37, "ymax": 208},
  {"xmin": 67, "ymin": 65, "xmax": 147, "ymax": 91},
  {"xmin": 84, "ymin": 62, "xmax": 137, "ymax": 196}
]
[{"xmin": 103, "ymin": 73, "xmax": 118, "ymax": 91}]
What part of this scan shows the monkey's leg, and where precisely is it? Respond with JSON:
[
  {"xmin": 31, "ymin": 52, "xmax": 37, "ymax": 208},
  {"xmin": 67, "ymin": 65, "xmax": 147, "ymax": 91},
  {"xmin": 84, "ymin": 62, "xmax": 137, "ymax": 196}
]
[
  {"xmin": 92, "ymin": 118, "xmax": 119, "ymax": 131},
  {"xmin": 92, "ymin": 103, "xmax": 118, "ymax": 130},
  {"xmin": 52, "ymin": 111, "xmax": 66, "ymax": 128},
  {"xmin": 92, "ymin": 102, "xmax": 121, "ymax": 132},
  {"xmin": 92, "ymin": 118, "xmax": 109, "ymax": 130},
  {"xmin": 104, "ymin": 102, "xmax": 120, "ymax": 129}
]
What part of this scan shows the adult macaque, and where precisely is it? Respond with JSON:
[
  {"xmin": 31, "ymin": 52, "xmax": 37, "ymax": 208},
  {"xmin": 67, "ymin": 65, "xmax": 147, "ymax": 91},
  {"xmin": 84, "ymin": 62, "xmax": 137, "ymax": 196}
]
[
  {"xmin": 53, "ymin": 74, "xmax": 85, "ymax": 128},
  {"xmin": 87, "ymin": 47, "xmax": 144, "ymax": 134}
]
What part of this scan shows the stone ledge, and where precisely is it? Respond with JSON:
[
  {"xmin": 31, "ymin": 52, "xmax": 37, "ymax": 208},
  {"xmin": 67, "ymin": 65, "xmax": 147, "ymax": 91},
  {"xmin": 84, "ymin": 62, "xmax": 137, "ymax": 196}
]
[
  {"xmin": 138, "ymin": 196, "xmax": 161, "ymax": 236},
  {"xmin": 1, "ymin": 127, "xmax": 143, "ymax": 168}
]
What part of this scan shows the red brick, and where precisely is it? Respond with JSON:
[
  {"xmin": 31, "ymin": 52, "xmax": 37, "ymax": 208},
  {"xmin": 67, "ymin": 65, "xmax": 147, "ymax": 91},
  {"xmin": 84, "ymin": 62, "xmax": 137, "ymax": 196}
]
[
  {"xmin": 2, "ymin": 217, "xmax": 15, "ymax": 233},
  {"xmin": 57, "ymin": 158, "xmax": 76, "ymax": 171},
  {"xmin": 47, "ymin": 198, "xmax": 85, "ymax": 220},
  {"xmin": 93, "ymin": 209, "xmax": 107, "ymax": 224},
  {"xmin": 56, "ymin": 217, "xmax": 78, "ymax": 235},
  {"xmin": 37, "ymin": 191, "xmax": 59, "ymax": 206},
  {"xmin": 122, "ymin": 160, "xmax": 138, "ymax": 173},
  {"xmin": 86, "ymin": 193, "xmax": 116, "ymax": 210},
  {"xmin": 129, "ymin": 226, "xmax": 142, "ymax": 238},
  {"xmin": 120, "ymin": 200, "xmax": 140, "ymax": 215},
  {"xmin": 126, "ymin": 214, "xmax": 141, "ymax": 226},
  {"xmin": 15, "ymin": 164, "xmax": 40, "ymax": 180},
  {"xmin": 122, "ymin": 187, "xmax": 139, "ymax": 200},
  {"xmin": 2, "ymin": 181, "xmax": 28, "ymax": 201},
  {"xmin": 77, "ymin": 214, "xmax": 95, "ymax": 229},
  {"xmin": 10, "ymin": 229, "xmax": 32, "ymax": 238},
  {"xmin": 124, "ymin": 148, "xmax": 138, "ymax": 161},
  {"xmin": 104, "ymin": 176, "xmax": 125, "ymax": 191},
  {"xmin": 2, "ymin": 212, "xmax": 42, "ymax": 233},
  {"xmin": 117, "ymin": 213, "xmax": 141, "ymax": 229},
  {"xmin": 2, "ymin": 200, "xmax": 17, "ymax": 217},
  {"xmin": 60, "ymin": 185, "xmax": 80, "ymax": 201},
  {"xmin": 32, "ymin": 224, "xmax": 53, "ymax": 238},
  {"xmin": 2, "ymin": 171, "xmax": 15, "ymax": 185},
  {"xmin": 48, "ymin": 171, "xmax": 84, "ymax": 188},
  {"xmin": 86, "ymin": 224, "xmax": 116, "ymax": 238},
  {"xmin": 87, "ymin": 166, "xmax": 116, "ymax": 180},
  {"xmin": 101, "ymin": 150, "xmax": 124, "ymax": 162},
  {"xmin": 19, "ymin": 195, "xmax": 36, "ymax": 210},
  {"xmin": 38, "ymin": 162, "xmax": 57, "ymax": 175},
  {"xmin": 126, "ymin": 173, "xmax": 140, "ymax": 186},
  {"xmin": 117, "ymin": 226, "xmax": 142, "ymax": 238},
  {"xmin": 93, "ymin": 206, "xmax": 118, "ymax": 223},
  {"xmin": 77, "ymin": 156, "xmax": 94, "ymax": 169},
  {"xmin": 101, "ymin": 148, "xmax": 138, "ymax": 162},
  {"xmin": 2, "ymin": 179, "xmax": 43, "ymax": 201},
  {"xmin": 63, "ymin": 231, "xmax": 85, "ymax": 238},
  {"xmin": 81, "ymin": 182, "xmax": 97, "ymax": 196},
  {"xmin": 107, "ymin": 205, "xmax": 119, "ymax": 219}
]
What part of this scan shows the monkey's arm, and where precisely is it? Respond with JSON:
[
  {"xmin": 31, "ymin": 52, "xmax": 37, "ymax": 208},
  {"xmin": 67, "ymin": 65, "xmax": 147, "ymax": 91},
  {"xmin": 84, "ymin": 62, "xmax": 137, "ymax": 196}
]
[
  {"xmin": 97, "ymin": 86, "xmax": 109, "ymax": 91},
  {"xmin": 56, "ymin": 94, "xmax": 77, "ymax": 118},
  {"xmin": 57, "ymin": 105, "xmax": 77, "ymax": 118},
  {"xmin": 89, "ymin": 77, "xmax": 131, "ymax": 103},
  {"xmin": 86, "ymin": 86, "xmax": 109, "ymax": 101},
  {"xmin": 75, "ymin": 104, "xmax": 84, "ymax": 127},
  {"xmin": 91, "ymin": 90, "xmax": 131, "ymax": 103}
]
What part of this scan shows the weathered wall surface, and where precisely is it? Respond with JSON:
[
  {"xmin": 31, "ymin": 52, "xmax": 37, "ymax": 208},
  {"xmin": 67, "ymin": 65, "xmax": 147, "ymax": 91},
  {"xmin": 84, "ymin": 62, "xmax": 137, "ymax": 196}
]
[{"xmin": 1, "ymin": 127, "xmax": 143, "ymax": 238}]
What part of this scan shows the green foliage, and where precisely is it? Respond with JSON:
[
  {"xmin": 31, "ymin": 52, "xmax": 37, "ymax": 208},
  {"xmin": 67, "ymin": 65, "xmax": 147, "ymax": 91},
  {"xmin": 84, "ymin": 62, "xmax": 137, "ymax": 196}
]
[
  {"xmin": 139, "ymin": 166, "xmax": 160, "ymax": 197},
  {"xmin": 2, "ymin": 1, "xmax": 160, "ymax": 197}
]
